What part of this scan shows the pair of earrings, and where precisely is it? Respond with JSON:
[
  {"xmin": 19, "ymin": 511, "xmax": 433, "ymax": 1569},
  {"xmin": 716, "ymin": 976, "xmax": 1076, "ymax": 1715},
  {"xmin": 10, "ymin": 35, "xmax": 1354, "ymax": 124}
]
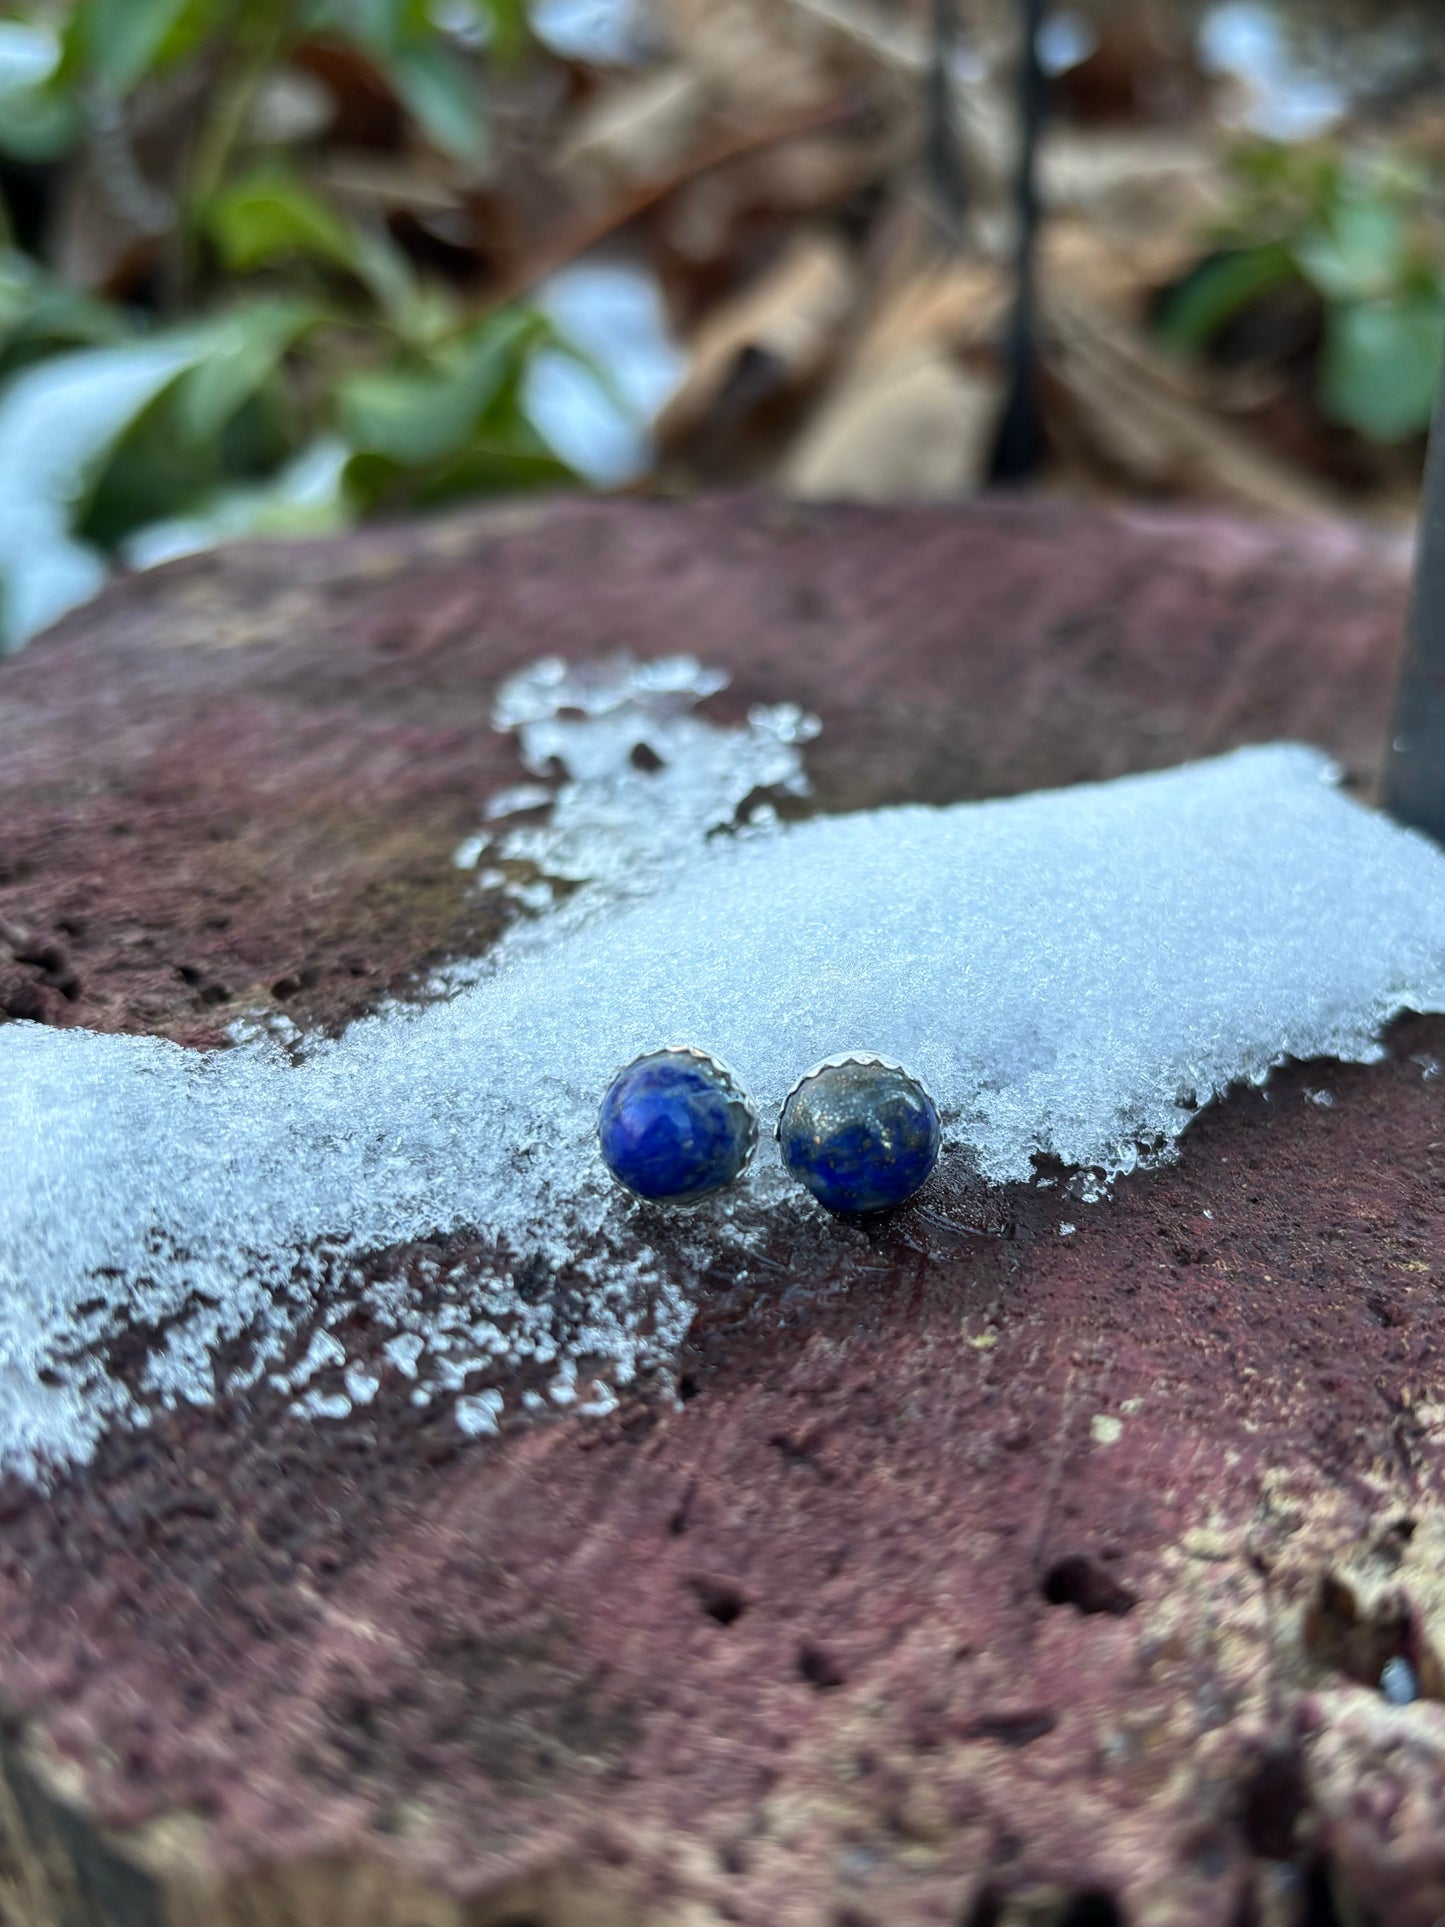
[{"xmin": 598, "ymin": 1045, "xmax": 940, "ymax": 1216}]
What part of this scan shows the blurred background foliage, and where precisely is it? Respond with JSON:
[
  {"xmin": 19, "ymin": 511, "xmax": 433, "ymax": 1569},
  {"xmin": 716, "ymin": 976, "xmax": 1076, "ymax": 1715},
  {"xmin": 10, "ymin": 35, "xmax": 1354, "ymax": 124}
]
[
  {"xmin": 0, "ymin": 0, "xmax": 586, "ymax": 646},
  {"xmin": 1159, "ymin": 140, "xmax": 1445, "ymax": 444},
  {"xmin": 1, "ymin": 0, "xmax": 1444, "ymax": 650}
]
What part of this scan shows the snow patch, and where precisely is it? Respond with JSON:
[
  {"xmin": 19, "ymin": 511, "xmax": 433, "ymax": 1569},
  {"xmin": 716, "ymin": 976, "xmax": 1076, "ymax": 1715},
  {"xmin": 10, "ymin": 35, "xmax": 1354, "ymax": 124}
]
[{"xmin": 3, "ymin": 653, "xmax": 1445, "ymax": 1481}]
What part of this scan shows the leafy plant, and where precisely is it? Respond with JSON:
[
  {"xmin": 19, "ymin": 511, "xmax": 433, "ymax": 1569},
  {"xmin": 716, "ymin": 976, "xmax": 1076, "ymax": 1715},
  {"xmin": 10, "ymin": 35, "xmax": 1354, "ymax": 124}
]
[
  {"xmin": 0, "ymin": 0, "xmax": 598, "ymax": 650},
  {"xmin": 1158, "ymin": 140, "xmax": 1445, "ymax": 447}
]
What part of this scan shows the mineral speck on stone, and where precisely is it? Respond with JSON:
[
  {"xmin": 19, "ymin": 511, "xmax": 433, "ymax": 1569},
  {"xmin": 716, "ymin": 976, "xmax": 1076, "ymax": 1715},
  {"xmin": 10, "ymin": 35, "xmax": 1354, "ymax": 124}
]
[
  {"xmin": 3, "ymin": 651, "xmax": 1445, "ymax": 1481},
  {"xmin": 1381, "ymin": 1656, "xmax": 1419, "ymax": 1706}
]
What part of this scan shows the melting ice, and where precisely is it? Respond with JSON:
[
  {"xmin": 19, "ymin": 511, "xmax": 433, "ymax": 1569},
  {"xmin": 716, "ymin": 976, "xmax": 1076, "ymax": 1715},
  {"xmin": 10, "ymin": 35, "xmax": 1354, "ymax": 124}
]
[{"xmin": 4, "ymin": 653, "xmax": 1445, "ymax": 1480}]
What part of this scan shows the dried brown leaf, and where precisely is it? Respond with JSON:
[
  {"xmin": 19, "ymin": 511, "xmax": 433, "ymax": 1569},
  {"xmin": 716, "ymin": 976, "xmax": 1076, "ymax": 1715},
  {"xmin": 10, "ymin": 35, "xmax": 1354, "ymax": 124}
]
[
  {"xmin": 553, "ymin": 67, "xmax": 708, "ymax": 196},
  {"xmin": 656, "ymin": 0, "xmax": 858, "ymax": 116},
  {"xmin": 852, "ymin": 258, "xmax": 1008, "ymax": 368},
  {"xmin": 658, "ymin": 229, "xmax": 858, "ymax": 444},
  {"xmin": 782, "ymin": 346, "xmax": 1001, "ymax": 501},
  {"xmin": 1042, "ymin": 278, "xmax": 1342, "ymax": 518}
]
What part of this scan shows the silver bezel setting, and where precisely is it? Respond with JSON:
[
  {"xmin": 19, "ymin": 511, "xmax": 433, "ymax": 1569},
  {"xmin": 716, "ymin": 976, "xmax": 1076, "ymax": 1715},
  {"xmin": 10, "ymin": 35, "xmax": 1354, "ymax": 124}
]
[
  {"xmin": 598, "ymin": 1044, "xmax": 760, "ymax": 1196},
  {"xmin": 776, "ymin": 1051, "xmax": 937, "ymax": 1140}
]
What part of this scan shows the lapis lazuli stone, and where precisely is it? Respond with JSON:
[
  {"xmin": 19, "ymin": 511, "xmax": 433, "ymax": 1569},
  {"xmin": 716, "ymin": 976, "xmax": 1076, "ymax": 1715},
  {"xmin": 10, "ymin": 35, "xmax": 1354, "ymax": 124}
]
[
  {"xmin": 778, "ymin": 1055, "xmax": 940, "ymax": 1214},
  {"xmin": 598, "ymin": 1048, "xmax": 757, "ymax": 1205}
]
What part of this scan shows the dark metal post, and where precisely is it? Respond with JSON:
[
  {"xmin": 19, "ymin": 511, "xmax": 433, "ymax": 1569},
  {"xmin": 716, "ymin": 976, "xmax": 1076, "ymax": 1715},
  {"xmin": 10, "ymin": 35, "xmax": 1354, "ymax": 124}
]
[
  {"xmin": 992, "ymin": 0, "xmax": 1047, "ymax": 483},
  {"xmin": 1385, "ymin": 361, "xmax": 1445, "ymax": 843},
  {"xmin": 927, "ymin": 0, "xmax": 968, "ymax": 244}
]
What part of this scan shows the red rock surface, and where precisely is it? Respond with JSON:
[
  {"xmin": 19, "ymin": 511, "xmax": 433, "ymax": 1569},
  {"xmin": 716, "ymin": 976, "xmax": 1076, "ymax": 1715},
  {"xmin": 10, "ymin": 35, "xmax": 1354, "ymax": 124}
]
[{"xmin": 0, "ymin": 494, "xmax": 1441, "ymax": 1927}]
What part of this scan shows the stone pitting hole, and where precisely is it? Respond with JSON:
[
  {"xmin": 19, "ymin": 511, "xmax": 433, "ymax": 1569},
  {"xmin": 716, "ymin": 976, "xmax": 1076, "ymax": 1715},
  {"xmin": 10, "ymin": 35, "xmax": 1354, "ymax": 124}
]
[
  {"xmin": 958, "ymin": 1888, "xmax": 1003, "ymax": 1927},
  {"xmin": 1300, "ymin": 1856, "xmax": 1346, "ymax": 1927},
  {"xmin": 690, "ymin": 1576, "xmax": 747, "ymax": 1626},
  {"xmin": 798, "ymin": 1642, "xmax": 846, "ymax": 1690},
  {"xmin": 1302, "ymin": 1570, "xmax": 1430, "ymax": 1694},
  {"xmin": 272, "ymin": 964, "xmax": 320, "ymax": 1000},
  {"xmin": 1237, "ymin": 1738, "xmax": 1306, "ymax": 1860},
  {"xmin": 962, "ymin": 1709, "xmax": 1056, "ymax": 1747},
  {"xmin": 1057, "ymin": 1894, "xmax": 1125, "ymax": 1927},
  {"xmin": 1042, "ymin": 1554, "xmax": 1137, "ymax": 1617}
]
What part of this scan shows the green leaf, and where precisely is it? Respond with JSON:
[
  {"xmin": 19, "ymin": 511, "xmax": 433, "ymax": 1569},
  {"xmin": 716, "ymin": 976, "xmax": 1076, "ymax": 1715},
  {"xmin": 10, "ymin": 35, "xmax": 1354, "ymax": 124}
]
[
  {"xmin": 313, "ymin": 0, "xmax": 489, "ymax": 159},
  {"xmin": 204, "ymin": 167, "xmax": 360, "ymax": 274},
  {"xmin": 343, "ymin": 438, "xmax": 571, "ymax": 515},
  {"xmin": 338, "ymin": 367, "xmax": 464, "ymax": 467},
  {"xmin": 343, "ymin": 0, "xmax": 414, "ymax": 49},
  {"xmin": 0, "ymin": 18, "xmax": 60, "ymax": 92},
  {"xmin": 122, "ymin": 436, "xmax": 353, "ymax": 569},
  {"xmin": 0, "ymin": 85, "xmax": 77, "ymax": 162},
  {"xmin": 339, "ymin": 307, "xmax": 576, "ymax": 511},
  {"xmin": 0, "ymin": 330, "xmax": 215, "ymax": 648},
  {"xmin": 338, "ymin": 310, "xmax": 543, "ymax": 465},
  {"xmin": 483, "ymin": 0, "xmax": 532, "ymax": 63},
  {"xmin": 1320, "ymin": 295, "xmax": 1445, "ymax": 443},
  {"xmin": 202, "ymin": 168, "xmax": 425, "ymax": 322},
  {"xmin": 1156, "ymin": 245, "xmax": 1300, "ymax": 355},
  {"xmin": 349, "ymin": 226, "xmax": 432, "ymax": 331},
  {"xmin": 1296, "ymin": 198, "xmax": 1409, "ymax": 304},
  {"xmin": 0, "ymin": 17, "xmax": 76, "ymax": 159},
  {"xmin": 414, "ymin": 439, "xmax": 573, "ymax": 502},
  {"xmin": 73, "ymin": 304, "xmax": 320, "ymax": 552},
  {"xmin": 0, "ymin": 249, "xmax": 128, "ymax": 378},
  {"xmin": 387, "ymin": 38, "xmax": 488, "ymax": 163},
  {"xmin": 80, "ymin": 0, "xmax": 193, "ymax": 92},
  {"xmin": 81, "ymin": 366, "xmax": 297, "ymax": 549},
  {"xmin": 172, "ymin": 298, "xmax": 322, "ymax": 440}
]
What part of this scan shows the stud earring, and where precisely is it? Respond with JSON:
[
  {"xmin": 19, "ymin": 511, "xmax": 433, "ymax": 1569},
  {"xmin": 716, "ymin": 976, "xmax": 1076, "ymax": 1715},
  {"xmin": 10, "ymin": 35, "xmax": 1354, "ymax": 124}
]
[
  {"xmin": 778, "ymin": 1053, "xmax": 940, "ymax": 1214},
  {"xmin": 599, "ymin": 1046, "xmax": 758, "ymax": 1205}
]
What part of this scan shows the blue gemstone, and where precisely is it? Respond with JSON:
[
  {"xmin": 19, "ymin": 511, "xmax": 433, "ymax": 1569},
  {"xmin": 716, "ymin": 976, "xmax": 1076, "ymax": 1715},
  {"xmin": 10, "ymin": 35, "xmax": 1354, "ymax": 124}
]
[
  {"xmin": 599, "ymin": 1048, "xmax": 757, "ymax": 1205},
  {"xmin": 778, "ymin": 1055, "xmax": 940, "ymax": 1214}
]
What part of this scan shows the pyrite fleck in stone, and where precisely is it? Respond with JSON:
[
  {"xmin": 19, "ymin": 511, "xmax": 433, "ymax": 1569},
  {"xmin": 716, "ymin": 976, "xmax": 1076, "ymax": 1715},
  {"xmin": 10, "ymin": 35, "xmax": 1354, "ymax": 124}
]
[
  {"xmin": 778, "ymin": 1053, "xmax": 941, "ymax": 1214},
  {"xmin": 598, "ymin": 1046, "xmax": 757, "ymax": 1205}
]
